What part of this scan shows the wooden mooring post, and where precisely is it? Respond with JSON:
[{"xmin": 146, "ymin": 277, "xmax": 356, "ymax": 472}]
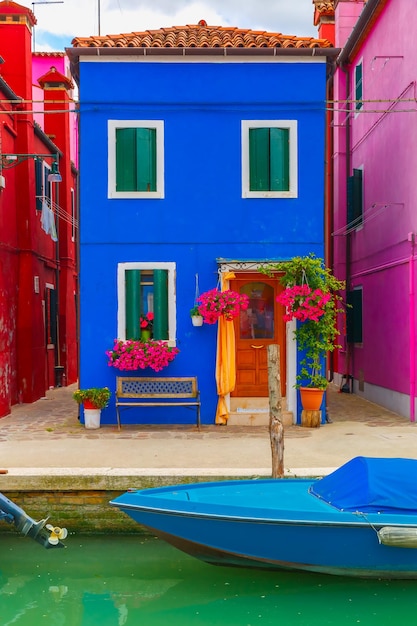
[{"xmin": 267, "ymin": 344, "xmax": 284, "ymax": 478}]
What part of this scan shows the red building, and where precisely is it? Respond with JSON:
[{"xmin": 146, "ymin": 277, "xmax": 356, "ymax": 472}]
[{"xmin": 0, "ymin": 0, "xmax": 78, "ymax": 416}]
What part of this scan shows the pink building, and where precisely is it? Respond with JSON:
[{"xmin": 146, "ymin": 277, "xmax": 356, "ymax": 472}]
[{"xmin": 332, "ymin": 0, "xmax": 417, "ymax": 419}]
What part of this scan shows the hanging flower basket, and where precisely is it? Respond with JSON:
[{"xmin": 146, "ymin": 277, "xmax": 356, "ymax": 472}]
[
  {"xmin": 276, "ymin": 284, "xmax": 331, "ymax": 323},
  {"xmin": 197, "ymin": 289, "xmax": 249, "ymax": 325},
  {"xmin": 264, "ymin": 254, "xmax": 345, "ymax": 391},
  {"xmin": 106, "ymin": 339, "xmax": 179, "ymax": 372},
  {"xmin": 190, "ymin": 306, "xmax": 204, "ymax": 327}
]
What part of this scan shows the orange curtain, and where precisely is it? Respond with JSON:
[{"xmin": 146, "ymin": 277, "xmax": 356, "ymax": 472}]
[{"xmin": 215, "ymin": 272, "xmax": 236, "ymax": 424}]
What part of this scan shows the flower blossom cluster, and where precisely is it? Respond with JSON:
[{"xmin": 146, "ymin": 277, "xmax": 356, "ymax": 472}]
[
  {"xmin": 197, "ymin": 289, "xmax": 249, "ymax": 324},
  {"xmin": 276, "ymin": 285, "xmax": 331, "ymax": 323},
  {"xmin": 140, "ymin": 312, "xmax": 154, "ymax": 330},
  {"xmin": 106, "ymin": 339, "xmax": 179, "ymax": 372}
]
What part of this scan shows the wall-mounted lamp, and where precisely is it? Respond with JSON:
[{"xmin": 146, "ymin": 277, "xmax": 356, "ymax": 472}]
[
  {"xmin": 47, "ymin": 160, "xmax": 62, "ymax": 183},
  {"xmin": 0, "ymin": 153, "xmax": 62, "ymax": 183}
]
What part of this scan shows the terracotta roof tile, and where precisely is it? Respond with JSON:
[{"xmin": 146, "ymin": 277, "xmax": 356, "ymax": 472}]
[
  {"xmin": 33, "ymin": 51, "xmax": 65, "ymax": 58},
  {"xmin": 313, "ymin": 0, "xmax": 335, "ymax": 25},
  {"xmin": 71, "ymin": 22, "xmax": 332, "ymax": 49},
  {"xmin": 313, "ymin": 0, "xmax": 335, "ymax": 10}
]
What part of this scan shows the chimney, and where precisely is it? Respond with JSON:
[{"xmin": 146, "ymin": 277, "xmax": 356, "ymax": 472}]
[{"xmin": 313, "ymin": 0, "xmax": 336, "ymax": 45}]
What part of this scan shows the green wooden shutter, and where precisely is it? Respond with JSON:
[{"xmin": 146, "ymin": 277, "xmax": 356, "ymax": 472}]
[
  {"xmin": 45, "ymin": 168, "xmax": 51, "ymax": 203},
  {"xmin": 125, "ymin": 270, "xmax": 141, "ymax": 339},
  {"xmin": 347, "ymin": 169, "xmax": 363, "ymax": 226},
  {"xmin": 116, "ymin": 128, "xmax": 137, "ymax": 191},
  {"xmin": 116, "ymin": 128, "xmax": 157, "ymax": 192},
  {"xmin": 136, "ymin": 128, "xmax": 156, "ymax": 192},
  {"xmin": 355, "ymin": 63, "xmax": 363, "ymax": 111},
  {"xmin": 35, "ymin": 159, "xmax": 43, "ymax": 211},
  {"xmin": 270, "ymin": 128, "xmax": 290, "ymax": 191},
  {"xmin": 49, "ymin": 288, "xmax": 58, "ymax": 346},
  {"xmin": 249, "ymin": 128, "xmax": 270, "ymax": 191},
  {"xmin": 153, "ymin": 270, "xmax": 168, "ymax": 340},
  {"xmin": 346, "ymin": 289, "xmax": 363, "ymax": 343}
]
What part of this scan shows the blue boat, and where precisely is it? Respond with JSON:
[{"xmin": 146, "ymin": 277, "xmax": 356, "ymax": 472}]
[
  {"xmin": 110, "ymin": 457, "xmax": 417, "ymax": 579},
  {"xmin": 0, "ymin": 492, "xmax": 67, "ymax": 549}
]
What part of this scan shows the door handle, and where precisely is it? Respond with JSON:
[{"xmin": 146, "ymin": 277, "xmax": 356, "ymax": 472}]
[{"xmin": 251, "ymin": 345, "xmax": 264, "ymax": 349}]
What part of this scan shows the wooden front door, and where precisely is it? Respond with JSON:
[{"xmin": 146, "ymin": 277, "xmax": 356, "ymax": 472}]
[{"xmin": 230, "ymin": 273, "xmax": 286, "ymax": 397}]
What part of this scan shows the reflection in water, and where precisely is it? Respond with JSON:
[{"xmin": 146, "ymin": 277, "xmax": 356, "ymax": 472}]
[{"xmin": 1, "ymin": 534, "xmax": 417, "ymax": 625}]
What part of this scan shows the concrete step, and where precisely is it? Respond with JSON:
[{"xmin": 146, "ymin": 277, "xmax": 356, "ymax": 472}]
[{"xmin": 227, "ymin": 410, "xmax": 293, "ymax": 427}]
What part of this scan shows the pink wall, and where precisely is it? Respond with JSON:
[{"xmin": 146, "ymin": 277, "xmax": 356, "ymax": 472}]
[
  {"xmin": 333, "ymin": 0, "xmax": 417, "ymax": 418},
  {"xmin": 32, "ymin": 53, "xmax": 78, "ymax": 168}
]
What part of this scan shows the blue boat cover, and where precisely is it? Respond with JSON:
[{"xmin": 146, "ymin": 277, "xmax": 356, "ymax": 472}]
[{"xmin": 310, "ymin": 456, "xmax": 417, "ymax": 513}]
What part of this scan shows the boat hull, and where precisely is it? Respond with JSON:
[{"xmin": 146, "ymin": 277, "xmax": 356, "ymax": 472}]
[{"xmin": 111, "ymin": 474, "xmax": 417, "ymax": 579}]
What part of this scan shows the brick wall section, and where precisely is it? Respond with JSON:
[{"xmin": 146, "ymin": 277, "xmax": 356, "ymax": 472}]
[
  {"xmin": 1, "ymin": 489, "xmax": 140, "ymax": 534},
  {"xmin": 0, "ymin": 473, "xmax": 251, "ymax": 535}
]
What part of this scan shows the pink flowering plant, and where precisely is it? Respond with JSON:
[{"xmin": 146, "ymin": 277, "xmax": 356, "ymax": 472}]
[
  {"xmin": 264, "ymin": 254, "xmax": 345, "ymax": 389},
  {"xmin": 277, "ymin": 284, "xmax": 332, "ymax": 323},
  {"xmin": 140, "ymin": 312, "xmax": 154, "ymax": 331},
  {"xmin": 106, "ymin": 339, "xmax": 179, "ymax": 372},
  {"xmin": 197, "ymin": 288, "xmax": 249, "ymax": 324}
]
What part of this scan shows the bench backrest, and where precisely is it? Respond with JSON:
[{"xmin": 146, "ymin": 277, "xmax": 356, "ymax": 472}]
[{"xmin": 116, "ymin": 377, "xmax": 199, "ymax": 399}]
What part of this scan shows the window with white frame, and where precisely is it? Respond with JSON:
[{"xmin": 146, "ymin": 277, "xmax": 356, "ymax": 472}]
[
  {"xmin": 108, "ymin": 120, "xmax": 164, "ymax": 199},
  {"xmin": 117, "ymin": 262, "xmax": 176, "ymax": 343},
  {"xmin": 354, "ymin": 61, "xmax": 363, "ymax": 112},
  {"xmin": 35, "ymin": 158, "xmax": 51, "ymax": 211},
  {"xmin": 242, "ymin": 120, "xmax": 298, "ymax": 198}
]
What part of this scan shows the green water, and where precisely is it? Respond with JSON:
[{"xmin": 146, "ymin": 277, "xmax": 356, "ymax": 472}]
[{"xmin": 1, "ymin": 534, "xmax": 417, "ymax": 625}]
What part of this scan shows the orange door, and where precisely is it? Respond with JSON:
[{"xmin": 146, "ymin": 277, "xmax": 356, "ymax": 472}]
[{"xmin": 230, "ymin": 273, "xmax": 286, "ymax": 397}]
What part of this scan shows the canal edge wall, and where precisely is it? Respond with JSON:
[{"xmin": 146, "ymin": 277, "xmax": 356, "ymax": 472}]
[
  {"xmin": 0, "ymin": 467, "xmax": 327, "ymax": 534},
  {"xmin": 0, "ymin": 469, "xmax": 273, "ymax": 534}
]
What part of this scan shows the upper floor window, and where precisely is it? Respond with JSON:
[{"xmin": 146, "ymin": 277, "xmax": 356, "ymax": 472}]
[
  {"xmin": 347, "ymin": 288, "xmax": 363, "ymax": 344},
  {"xmin": 117, "ymin": 262, "xmax": 176, "ymax": 344},
  {"xmin": 242, "ymin": 120, "xmax": 298, "ymax": 198},
  {"xmin": 347, "ymin": 168, "xmax": 363, "ymax": 228},
  {"xmin": 354, "ymin": 62, "xmax": 363, "ymax": 111},
  {"xmin": 35, "ymin": 158, "xmax": 51, "ymax": 211},
  {"xmin": 108, "ymin": 121, "xmax": 164, "ymax": 199}
]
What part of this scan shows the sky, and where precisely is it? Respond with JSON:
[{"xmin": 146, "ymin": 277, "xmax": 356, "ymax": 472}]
[{"xmin": 16, "ymin": 0, "xmax": 319, "ymax": 52}]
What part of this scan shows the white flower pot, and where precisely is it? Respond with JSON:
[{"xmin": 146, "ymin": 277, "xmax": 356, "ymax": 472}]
[
  {"xmin": 191, "ymin": 315, "xmax": 204, "ymax": 327},
  {"xmin": 84, "ymin": 408, "xmax": 101, "ymax": 429}
]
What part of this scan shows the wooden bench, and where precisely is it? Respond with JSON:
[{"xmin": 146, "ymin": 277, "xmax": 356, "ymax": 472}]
[{"xmin": 115, "ymin": 376, "xmax": 201, "ymax": 430}]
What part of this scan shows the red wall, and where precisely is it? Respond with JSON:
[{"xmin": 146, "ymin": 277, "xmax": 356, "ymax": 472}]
[{"xmin": 0, "ymin": 1, "xmax": 78, "ymax": 416}]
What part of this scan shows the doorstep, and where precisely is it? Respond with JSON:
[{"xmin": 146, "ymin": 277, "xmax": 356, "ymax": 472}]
[{"xmin": 228, "ymin": 397, "xmax": 294, "ymax": 427}]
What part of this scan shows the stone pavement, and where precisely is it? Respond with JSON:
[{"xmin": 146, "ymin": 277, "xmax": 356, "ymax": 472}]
[{"xmin": 0, "ymin": 383, "xmax": 416, "ymax": 477}]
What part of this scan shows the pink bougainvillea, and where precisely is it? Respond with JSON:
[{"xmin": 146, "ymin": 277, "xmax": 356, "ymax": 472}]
[
  {"xmin": 106, "ymin": 339, "xmax": 179, "ymax": 372},
  {"xmin": 197, "ymin": 289, "xmax": 249, "ymax": 324}
]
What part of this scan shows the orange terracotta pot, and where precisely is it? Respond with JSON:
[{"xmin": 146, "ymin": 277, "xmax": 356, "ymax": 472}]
[{"xmin": 299, "ymin": 387, "xmax": 325, "ymax": 411}]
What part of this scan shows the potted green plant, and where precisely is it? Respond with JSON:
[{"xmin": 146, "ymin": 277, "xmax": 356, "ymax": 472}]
[
  {"xmin": 139, "ymin": 312, "xmax": 154, "ymax": 340},
  {"xmin": 73, "ymin": 387, "xmax": 111, "ymax": 429},
  {"xmin": 190, "ymin": 306, "xmax": 204, "ymax": 327},
  {"xmin": 264, "ymin": 254, "xmax": 345, "ymax": 412}
]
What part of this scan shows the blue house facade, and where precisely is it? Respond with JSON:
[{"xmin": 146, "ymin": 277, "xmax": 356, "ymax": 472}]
[{"xmin": 67, "ymin": 24, "xmax": 338, "ymax": 426}]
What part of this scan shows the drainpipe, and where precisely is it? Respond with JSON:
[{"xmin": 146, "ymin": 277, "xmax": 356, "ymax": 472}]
[
  {"xmin": 326, "ymin": 58, "xmax": 336, "ymax": 383},
  {"xmin": 340, "ymin": 62, "xmax": 353, "ymax": 387},
  {"xmin": 409, "ymin": 233, "xmax": 416, "ymax": 422}
]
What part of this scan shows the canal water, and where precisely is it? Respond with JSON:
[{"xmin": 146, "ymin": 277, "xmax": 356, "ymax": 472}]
[{"xmin": 1, "ymin": 534, "xmax": 417, "ymax": 625}]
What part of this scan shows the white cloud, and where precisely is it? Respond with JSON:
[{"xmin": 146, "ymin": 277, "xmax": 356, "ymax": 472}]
[{"xmin": 19, "ymin": 0, "xmax": 317, "ymax": 51}]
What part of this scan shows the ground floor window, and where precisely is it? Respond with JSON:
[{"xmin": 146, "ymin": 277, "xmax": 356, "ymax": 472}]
[{"xmin": 117, "ymin": 262, "xmax": 176, "ymax": 343}]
